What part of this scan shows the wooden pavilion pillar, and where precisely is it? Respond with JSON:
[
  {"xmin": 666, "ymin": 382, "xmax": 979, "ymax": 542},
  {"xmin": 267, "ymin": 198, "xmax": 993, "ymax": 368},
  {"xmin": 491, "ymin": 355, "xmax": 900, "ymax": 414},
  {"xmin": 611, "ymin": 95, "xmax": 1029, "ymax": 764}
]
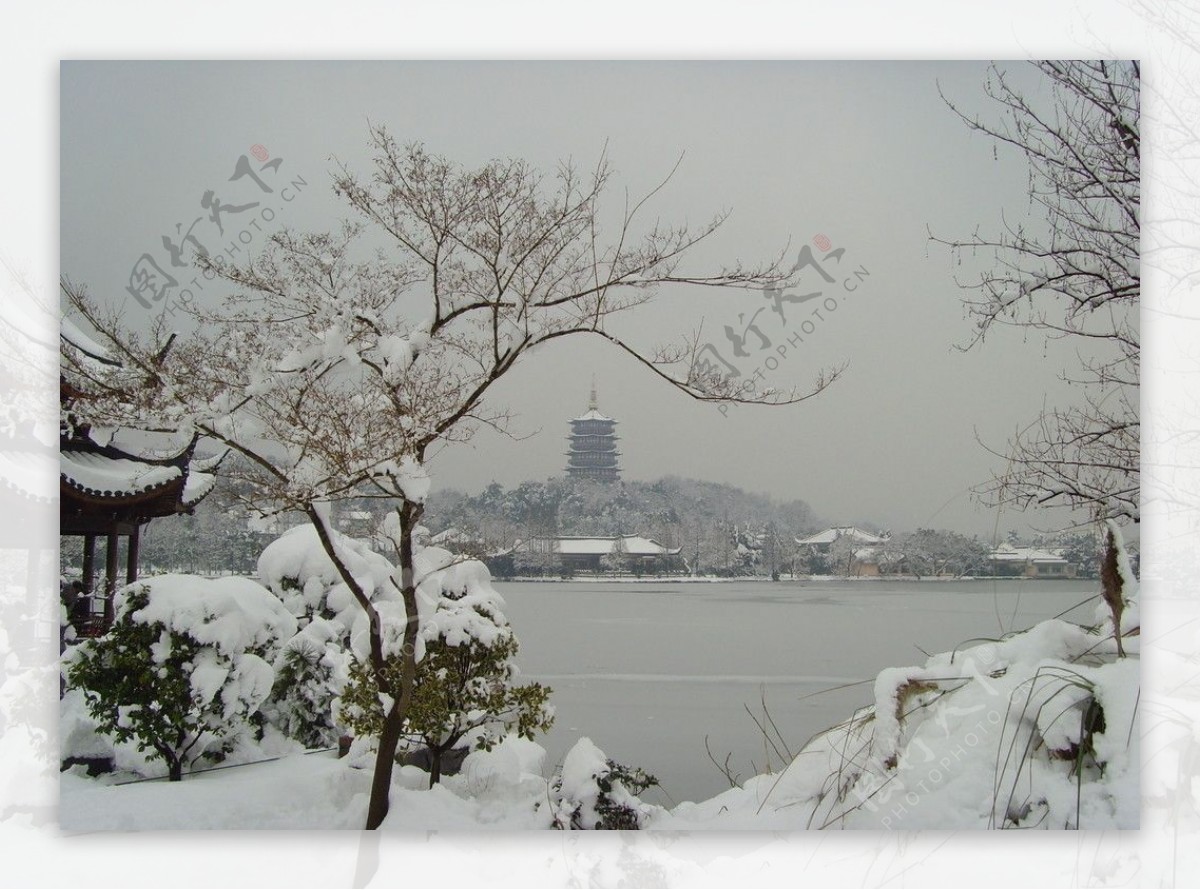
[
  {"xmin": 103, "ymin": 528, "xmax": 119, "ymax": 628},
  {"xmin": 81, "ymin": 534, "xmax": 96, "ymax": 596},
  {"xmin": 126, "ymin": 523, "xmax": 140, "ymax": 585}
]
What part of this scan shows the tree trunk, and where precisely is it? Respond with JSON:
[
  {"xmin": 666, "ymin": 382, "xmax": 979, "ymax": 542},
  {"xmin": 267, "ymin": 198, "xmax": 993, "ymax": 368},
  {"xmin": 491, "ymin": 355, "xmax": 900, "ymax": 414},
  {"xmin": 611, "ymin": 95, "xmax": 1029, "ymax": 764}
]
[
  {"xmin": 365, "ymin": 697, "xmax": 404, "ymax": 829},
  {"xmin": 167, "ymin": 753, "xmax": 182, "ymax": 782},
  {"xmin": 306, "ymin": 502, "xmax": 407, "ymax": 830},
  {"xmin": 428, "ymin": 747, "xmax": 442, "ymax": 788},
  {"xmin": 364, "ymin": 499, "xmax": 424, "ymax": 830}
]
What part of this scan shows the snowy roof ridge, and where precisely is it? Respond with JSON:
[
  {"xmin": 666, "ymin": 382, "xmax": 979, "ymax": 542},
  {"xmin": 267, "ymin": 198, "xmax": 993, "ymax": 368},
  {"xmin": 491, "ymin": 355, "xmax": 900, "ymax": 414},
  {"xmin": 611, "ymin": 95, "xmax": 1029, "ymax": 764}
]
[
  {"xmin": 795, "ymin": 526, "xmax": 889, "ymax": 546},
  {"xmin": 85, "ymin": 426, "xmax": 199, "ymax": 462},
  {"xmin": 61, "ymin": 426, "xmax": 221, "ymax": 510},
  {"xmin": 571, "ymin": 409, "xmax": 616, "ymax": 423},
  {"xmin": 61, "ymin": 317, "xmax": 121, "ymax": 367},
  {"xmin": 988, "ymin": 546, "xmax": 1069, "ymax": 563},
  {"xmin": 60, "ymin": 450, "xmax": 183, "ymax": 498},
  {"xmin": 191, "ymin": 448, "xmax": 230, "ymax": 474},
  {"xmin": 182, "ymin": 471, "xmax": 217, "ymax": 506}
]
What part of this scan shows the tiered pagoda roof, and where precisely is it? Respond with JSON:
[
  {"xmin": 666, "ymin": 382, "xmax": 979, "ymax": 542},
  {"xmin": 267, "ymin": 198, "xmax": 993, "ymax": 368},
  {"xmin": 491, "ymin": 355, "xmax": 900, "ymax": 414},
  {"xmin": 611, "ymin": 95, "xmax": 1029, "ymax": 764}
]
[{"xmin": 564, "ymin": 381, "xmax": 620, "ymax": 482}]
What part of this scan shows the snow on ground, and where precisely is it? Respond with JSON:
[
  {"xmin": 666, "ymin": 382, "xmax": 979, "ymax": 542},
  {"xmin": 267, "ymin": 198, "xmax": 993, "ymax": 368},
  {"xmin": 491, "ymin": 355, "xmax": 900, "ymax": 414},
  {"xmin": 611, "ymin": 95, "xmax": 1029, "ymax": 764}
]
[
  {"xmin": 61, "ymin": 736, "xmax": 552, "ymax": 831},
  {"xmin": 61, "ymin": 753, "xmax": 369, "ymax": 831}
]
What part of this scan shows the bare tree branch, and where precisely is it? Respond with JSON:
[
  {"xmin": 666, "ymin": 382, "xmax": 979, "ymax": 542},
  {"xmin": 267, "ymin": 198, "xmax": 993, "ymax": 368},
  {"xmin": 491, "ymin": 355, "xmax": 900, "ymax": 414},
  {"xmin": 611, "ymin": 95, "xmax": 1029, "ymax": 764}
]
[{"xmin": 932, "ymin": 61, "xmax": 1139, "ymax": 526}]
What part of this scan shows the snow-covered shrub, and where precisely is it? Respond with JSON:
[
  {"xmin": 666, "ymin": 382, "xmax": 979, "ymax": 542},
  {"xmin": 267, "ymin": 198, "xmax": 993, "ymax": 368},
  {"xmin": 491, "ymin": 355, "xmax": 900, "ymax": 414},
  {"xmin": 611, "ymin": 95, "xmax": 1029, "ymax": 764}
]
[
  {"xmin": 257, "ymin": 524, "xmax": 397, "ymax": 632},
  {"xmin": 64, "ymin": 574, "xmax": 296, "ymax": 781},
  {"xmin": 261, "ymin": 618, "xmax": 349, "ymax": 749},
  {"xmin": 457, "ymin": 734, "xmax": 548, "ymax": 797},
  {"xmin": 337, "ymin": 551, "xmax": 553, "ymax": 785},
  {"xmin": 543, "ymin": 738, "xmax": 662, "ymax": 829},
  {"xmin": 60, "ymin": 686, "xmax": 114, "ymax": 769},
  {"xmin": 255, "ymin": 525, "xmax": 397, "ymax": 748}
]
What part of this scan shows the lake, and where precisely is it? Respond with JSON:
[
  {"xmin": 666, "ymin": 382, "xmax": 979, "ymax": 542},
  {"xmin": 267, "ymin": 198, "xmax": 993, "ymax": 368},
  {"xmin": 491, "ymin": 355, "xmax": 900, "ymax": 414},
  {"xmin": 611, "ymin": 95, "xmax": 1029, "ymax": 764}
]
[{"xmin": 494, "ymin": 577, "xmax": 1101, "ymax": 807}]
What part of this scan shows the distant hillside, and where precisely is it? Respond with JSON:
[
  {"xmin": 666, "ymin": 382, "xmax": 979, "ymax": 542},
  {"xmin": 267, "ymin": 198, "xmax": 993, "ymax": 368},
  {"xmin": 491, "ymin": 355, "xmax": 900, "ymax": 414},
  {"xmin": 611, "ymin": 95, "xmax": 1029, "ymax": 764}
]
[{"xmin": 421, "ymin": 475, "xmax": 823, "ymax": 575}]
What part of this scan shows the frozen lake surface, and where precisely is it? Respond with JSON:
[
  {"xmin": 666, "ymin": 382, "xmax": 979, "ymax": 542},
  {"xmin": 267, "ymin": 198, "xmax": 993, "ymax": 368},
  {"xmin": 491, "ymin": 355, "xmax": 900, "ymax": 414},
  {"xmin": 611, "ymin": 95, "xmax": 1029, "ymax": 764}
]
[{"xmin": 495, "ymin": 578, "xmax": 1100, "ymax": 807}]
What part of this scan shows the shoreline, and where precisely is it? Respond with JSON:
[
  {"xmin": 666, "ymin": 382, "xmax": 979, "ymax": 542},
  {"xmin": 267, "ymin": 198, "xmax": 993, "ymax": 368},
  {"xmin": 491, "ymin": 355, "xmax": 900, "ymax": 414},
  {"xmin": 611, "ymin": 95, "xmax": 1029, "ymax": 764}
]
[{"xmin": 492, "ymin": 574, "xmax": 1083, "ymax": 583}]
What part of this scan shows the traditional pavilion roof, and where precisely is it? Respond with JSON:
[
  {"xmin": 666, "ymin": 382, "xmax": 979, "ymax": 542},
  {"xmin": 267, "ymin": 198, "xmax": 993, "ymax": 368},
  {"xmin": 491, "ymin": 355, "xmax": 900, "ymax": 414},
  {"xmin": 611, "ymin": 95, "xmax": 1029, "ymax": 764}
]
[
  {"xmin": 61, "ymin": 316, "xmax": 121, "ymax": 368},
  {"xmin": 987, "ymin": 545, "xmax": 1069, "ymax": 565},
  {"xmin": 60, "ymin": 426, "xmax": 225, "ymax": 531},
  {"xmin": 60, "ymin": 317, "xmax": 224, "ymax": 530},
  {"xmin": 566, "ymin": 444, "xmax": 621, "ymax": 454}
]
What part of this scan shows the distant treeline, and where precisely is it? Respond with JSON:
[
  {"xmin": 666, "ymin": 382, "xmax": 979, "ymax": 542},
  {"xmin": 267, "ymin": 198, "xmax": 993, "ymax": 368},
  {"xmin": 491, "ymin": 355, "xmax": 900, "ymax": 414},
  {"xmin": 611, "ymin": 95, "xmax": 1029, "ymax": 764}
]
[
  {"xmin": 59, "ymin": 461, "xmax": 1111, "ymax": 580},
  {"xmin": 423, "ymin": 475, "xmax": 823, "ymax": 576}
]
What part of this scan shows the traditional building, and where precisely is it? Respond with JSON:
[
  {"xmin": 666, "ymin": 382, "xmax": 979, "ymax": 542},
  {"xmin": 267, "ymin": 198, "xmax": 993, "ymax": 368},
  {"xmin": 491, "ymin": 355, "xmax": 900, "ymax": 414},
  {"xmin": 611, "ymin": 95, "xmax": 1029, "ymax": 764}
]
[
  {"xmin": 61, "ymin": 426, "xmax": 224, "ymax": 632},
  {"xmin": 794, "ymin": 526, "xmax": 889, "ymax": 550},
  {"xmin": 505, "ymin": 534, "xmax": 684, "ymax": 575},
  {"xmin": 987, "ymin": 545, "xmax": 1077, "ymax": 579},
  {"xmin": 61, "ymin": 323, "xmax": 223, "ymax": 633},
  {"xmin": 564, "ymin": 382, "xmax": 621, "ymax": 482},
  {"xmin": 794, "ymin": 526, "xmax": 892, "ymax": 577}
]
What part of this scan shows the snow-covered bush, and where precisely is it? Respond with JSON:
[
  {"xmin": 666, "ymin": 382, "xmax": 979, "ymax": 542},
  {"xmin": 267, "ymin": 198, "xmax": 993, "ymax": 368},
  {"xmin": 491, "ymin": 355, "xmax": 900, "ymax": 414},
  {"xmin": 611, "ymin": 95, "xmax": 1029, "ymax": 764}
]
[
  {"xmin": 60, "ymin": 686, "xmax": 112, "ymax": 767},
  {"xmin": 257, "ymin": 524, "xmax": 397, "ymax": 632},
  {"xmin": 64, "ymin": 574, "xmax": 297, "ymax": 781},
  {"xmin": 255, "ymin": 525, "xmax": 398, "ymax": 748},
  {"xmin": 338, "ymin": 551, "xmax": 553, "ymax": 785},
  {"xmin": 542, "ymin": 738, "xmax": 662, "ymax": 829},
  {"xmin": 261, "ymin": 618, "xmax": 349, "ymax": 749}
]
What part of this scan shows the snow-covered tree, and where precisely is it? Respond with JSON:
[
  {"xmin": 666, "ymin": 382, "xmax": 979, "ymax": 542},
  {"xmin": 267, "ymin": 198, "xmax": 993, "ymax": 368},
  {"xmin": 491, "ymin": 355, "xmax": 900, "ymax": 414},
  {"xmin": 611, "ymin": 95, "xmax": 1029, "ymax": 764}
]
[
  {"xmin": 826, "ymin": 533, "xmax": 859, "ymax": 577},
  {"xmin": 891, "ymin": 528, "xmax": 989, "ymax": 578},
  {"xmin": 60, "ymin": 130, "xmax": 838, "ymax": 827},
  {"xmin": 338, "ymin": 551, "xmax": 552, "ymax": 786},
  {"xmin": 935, "ymin": 61, "xmax": 1139, "ymax": 675},
  {"xmin": 64, "ymin": 575, "xmax": 296, "ymax": 781},
  {"xmin": 598, "ymin": 535, "xmax": 630, "ymax": 575}
]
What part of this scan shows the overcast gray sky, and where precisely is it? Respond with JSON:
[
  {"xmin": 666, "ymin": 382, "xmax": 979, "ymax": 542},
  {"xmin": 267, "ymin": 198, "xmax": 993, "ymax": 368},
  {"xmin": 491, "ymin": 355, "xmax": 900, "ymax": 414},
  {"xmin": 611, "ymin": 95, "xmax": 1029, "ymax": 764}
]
[{"xmin": 61, "ymin": 60, "xmax": 1102, "ymax": 538}]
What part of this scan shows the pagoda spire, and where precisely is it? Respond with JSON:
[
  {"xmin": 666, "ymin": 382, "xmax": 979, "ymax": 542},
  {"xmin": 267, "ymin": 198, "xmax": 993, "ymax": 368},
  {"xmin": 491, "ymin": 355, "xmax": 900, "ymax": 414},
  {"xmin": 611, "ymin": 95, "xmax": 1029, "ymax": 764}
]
[{"xmin": 589, "ymin": 375, "xmax": 598, "ymax": 411}]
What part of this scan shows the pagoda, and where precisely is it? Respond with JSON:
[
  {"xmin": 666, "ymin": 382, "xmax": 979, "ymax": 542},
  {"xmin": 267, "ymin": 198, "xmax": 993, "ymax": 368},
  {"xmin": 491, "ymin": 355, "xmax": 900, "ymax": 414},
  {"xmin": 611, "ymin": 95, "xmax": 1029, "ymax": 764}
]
[{"xmin": 564, "ymin": 381, "xmax": 621, "ymax": 482}]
